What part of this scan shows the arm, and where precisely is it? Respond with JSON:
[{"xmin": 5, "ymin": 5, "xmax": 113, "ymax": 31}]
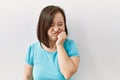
[
  {"xmin": 57, "ymin": 45, "xmax": 80, "ymax": 80},
  {"xmin": 56, "ymin": 32, "xmax": 80, "ymax": 79},
  {"xmin": 23, "ymin": 63, "xmax": 33, "ymax": 80}
]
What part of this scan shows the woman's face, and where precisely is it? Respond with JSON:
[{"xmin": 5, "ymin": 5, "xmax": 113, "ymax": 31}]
[{"xmin": 48, "ymin": 12, "xmax": 65, "ymax": 42}]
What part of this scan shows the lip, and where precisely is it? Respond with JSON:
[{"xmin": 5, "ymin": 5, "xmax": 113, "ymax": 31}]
[
  {"xmin": 52, "ymin": 32, "xmax": 60, "ymax": 37},
  {"xmin": 54, "ymin": 33, "xmax": 59, "ymax": 36},
  {"xmin": 53, "ymin": 31, "xmax": 61, "ymax": 34}
]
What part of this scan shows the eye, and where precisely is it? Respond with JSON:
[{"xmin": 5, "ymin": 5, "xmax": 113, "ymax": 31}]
[
  {"xmin": 58, "ymin": 23, "xmax": 63, "ymax": 26},
  {"xmin": 58, "ymin": 24, "xmax": 62, "ymax": 26}
]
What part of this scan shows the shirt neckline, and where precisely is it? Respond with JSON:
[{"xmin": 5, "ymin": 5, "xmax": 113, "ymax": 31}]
[{"xmin": 38, "ymin": 41, "xmax": 57, "ymax": 55}]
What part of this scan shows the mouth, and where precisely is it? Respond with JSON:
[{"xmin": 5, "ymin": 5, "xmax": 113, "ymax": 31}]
[
  {"xmin": 51, "ymin": 33, "xmax": 59, "ymax": 38},
  {"xmin": 53, "ymin": 31, "xmax": 61, "ymax": 35}
]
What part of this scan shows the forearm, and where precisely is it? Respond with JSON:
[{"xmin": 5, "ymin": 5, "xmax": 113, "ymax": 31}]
[
  {"xmin": 23, "ymin": 77, "xmax": 33, "ymax": 80},
  {"xmin": 57, "ymin": 45, "xmax": 77, "ymax": 79},
  {"xmin": 23, "ymin": 76, "xmax": 33, "ymax": 80}
]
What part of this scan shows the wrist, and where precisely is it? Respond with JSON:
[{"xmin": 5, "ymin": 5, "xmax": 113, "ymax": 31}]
[{"xmin": 56, "ymin": 44, "xmax": 63, "ymax": 48}]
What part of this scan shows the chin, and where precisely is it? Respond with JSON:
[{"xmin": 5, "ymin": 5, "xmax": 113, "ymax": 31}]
[
  {"xmin": 54, "ymin": 38, "xmax": 58, "ymax": 42},
  {"xmin": 50, "ymin": 37, "xmax": 58, "ymax": 42},
  {"xmin": 52, "ymin": 37, "xmax": 58, "ymax": 42}
]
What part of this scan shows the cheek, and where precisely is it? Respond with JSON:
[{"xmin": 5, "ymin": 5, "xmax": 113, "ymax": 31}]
[
  {"xmin": 61, "ymin": 26, "xmax": 65, "ymax": 31},
  {"xmin": 59, "ymin": 25, "xmax": 65, "ymax": 31},
  {"xmin": 48, "ymin": 30, "xmax": 51, "ymax": 36},
  {"xmin": 48, "ymin": 29, "xmax": 54, "ymax": 36}
]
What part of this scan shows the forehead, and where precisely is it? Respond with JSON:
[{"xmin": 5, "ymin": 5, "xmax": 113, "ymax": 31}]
[{"xmin": 52, "ymin": 12, "xmax": 64, "ymax": 23}]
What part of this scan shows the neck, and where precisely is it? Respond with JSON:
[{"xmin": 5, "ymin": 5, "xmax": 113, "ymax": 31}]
[
  {"xmin": 49, "ymin": 41, "xmax": 56, "ymax": 49},
  {"xmin": 41, "ymin": 41, "xmax": 56, "ymax": 52}
]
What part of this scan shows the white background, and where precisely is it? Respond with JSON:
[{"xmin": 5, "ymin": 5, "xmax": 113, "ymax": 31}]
[{"xmin": 0, "ymin": 0, "xmax": 120, "ymax": 80}]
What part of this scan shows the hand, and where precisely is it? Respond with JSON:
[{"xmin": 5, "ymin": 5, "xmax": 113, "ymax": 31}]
[{"xmin": 56, "ymin": 31, "xmax": 67, "ymax": 46}]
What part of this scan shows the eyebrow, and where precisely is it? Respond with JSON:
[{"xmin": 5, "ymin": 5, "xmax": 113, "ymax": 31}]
[
  {"xmin": 58, "ymin": 22, "xmax": 63, "ymax": 24},
  {"xmin": 52, "ymin": 22, "xmax": 63, "ymax": 24}
]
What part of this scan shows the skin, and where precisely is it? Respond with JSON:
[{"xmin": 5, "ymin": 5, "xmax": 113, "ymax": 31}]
[
  {"xmin": 48, "ymin": 12, "xmax": 80, "ymax": 79},
  {"xmin": 23, "ymin": 12, "xmax": 80, "ymax": 80}
]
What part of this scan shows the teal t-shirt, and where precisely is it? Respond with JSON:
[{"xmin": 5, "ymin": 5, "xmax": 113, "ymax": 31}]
[{"xmin": 25, "ymin": 39, "xmax": 80, "ymax": 80}]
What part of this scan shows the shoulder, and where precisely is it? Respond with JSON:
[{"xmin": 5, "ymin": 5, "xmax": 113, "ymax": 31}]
[
  {"xmin": 26, "ymin": 41, "xmax": 41, "ymax": 58},
  {"xmin": 64, "ymin": 38, "xmax": 75, "ymax": 45},
  {"xmin": 25, "ymin": 41, "xmax": 40, "ymax": 66},
  {"xmin": 28, "ymin": 41, "xmax": 40, "ymax": 50},
  {"xmin": 64, "ymin": 38, "xmax": 76, "ymax": 49},
  {"xmin": 64, "ymin": 38, "xmax": 80, "ymax": 57}
]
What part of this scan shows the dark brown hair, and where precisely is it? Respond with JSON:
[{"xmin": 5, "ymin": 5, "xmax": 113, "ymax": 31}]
[{"xmin": 37, "ymin": 5, "xmax": 68, "ymax": 48}]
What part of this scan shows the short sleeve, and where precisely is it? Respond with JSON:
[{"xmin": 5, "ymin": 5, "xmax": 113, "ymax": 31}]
[
  {"xmin": 25, "ymin": 45, "xmax": 34, "ymax": 66},
  {"xmin": 67, "ymin": 40, "xmax": 80, "ymax": 57}
]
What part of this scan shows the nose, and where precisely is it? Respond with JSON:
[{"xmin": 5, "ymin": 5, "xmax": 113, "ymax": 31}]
[{"xmin": 54, "ymin": 26, "xmax": 60, "ymax": 32}]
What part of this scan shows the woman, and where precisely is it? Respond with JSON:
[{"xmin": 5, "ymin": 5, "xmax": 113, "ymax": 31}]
[{"xmin": 24, "ymin": 5, "xmax": 80, "ymax": 80}]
